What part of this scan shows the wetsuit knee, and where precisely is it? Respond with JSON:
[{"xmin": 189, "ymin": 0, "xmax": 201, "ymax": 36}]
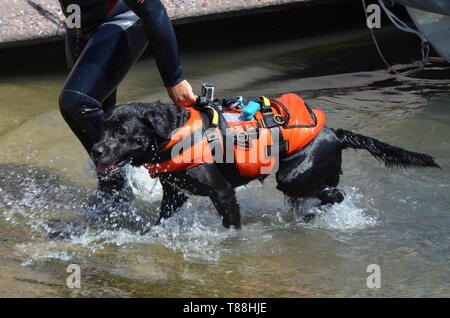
[
  {"xmin": 59, "ymin": 89, "xmax": 105, "ymax": 153},
  {"xmin": 59, "ymin": 89, "xmax": 103, "ymax": 121}
]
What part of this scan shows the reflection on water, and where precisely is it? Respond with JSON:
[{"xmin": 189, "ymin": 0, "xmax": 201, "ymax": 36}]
[{"xmin": 0, "ymin": 17, "xmax": 449, "ymax": 297}]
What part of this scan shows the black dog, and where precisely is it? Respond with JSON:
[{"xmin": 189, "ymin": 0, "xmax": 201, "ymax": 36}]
[{"xmin": 91, "ymin": 102, "xmax": 440, "ymax": 229}]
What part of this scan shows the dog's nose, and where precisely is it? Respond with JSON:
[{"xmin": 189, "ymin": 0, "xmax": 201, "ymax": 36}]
[{"xmin": 91, "ymin": 146, "xmax": 104, "ymax": 161}]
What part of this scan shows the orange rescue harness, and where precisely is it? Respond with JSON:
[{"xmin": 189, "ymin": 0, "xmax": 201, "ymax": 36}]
[{"xmin": 144, "ymin": 93, "xmax": 325, "ymax": 178}]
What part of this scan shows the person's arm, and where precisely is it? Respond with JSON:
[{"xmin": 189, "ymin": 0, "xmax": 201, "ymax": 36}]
[{"xmin": 124, "ymin": 0, "xmax": 195, "ymax": 105}]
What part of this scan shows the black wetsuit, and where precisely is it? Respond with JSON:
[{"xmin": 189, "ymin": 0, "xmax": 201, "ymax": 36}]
[{"xmin": 58, "ymin": 0, "xmax": 184, "ymax": 192}]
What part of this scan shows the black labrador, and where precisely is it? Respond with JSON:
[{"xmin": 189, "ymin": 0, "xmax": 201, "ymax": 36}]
[{"xmin": 91, "ymin": 102, "xmax": 440, "ymax": 229}]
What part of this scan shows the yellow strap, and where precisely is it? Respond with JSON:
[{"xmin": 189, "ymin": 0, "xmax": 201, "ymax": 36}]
[
  {"xmin": 204, "ymin": 106, "xmax": 219, "ymax": 126},
  {"xmin": 260, "ymin": 96, "xmax": 271, "ymax": 107}
]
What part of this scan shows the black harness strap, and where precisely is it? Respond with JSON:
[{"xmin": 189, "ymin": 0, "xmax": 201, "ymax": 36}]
[
  {"xmin": 199, "ymin": 104, "xmax": 224, "ymax": 158},
  {"xmin": 258, "ymin": 97, "xmax": 289, "ymax": 158},
  {"xmin": 266, "ymin": 127, "xmax": 288, "ymax": 159}
]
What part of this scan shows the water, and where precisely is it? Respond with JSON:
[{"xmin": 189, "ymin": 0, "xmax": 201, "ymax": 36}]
[{"xmin": 0, "ymin": 11, "xmax": 449, "ymax": 297}]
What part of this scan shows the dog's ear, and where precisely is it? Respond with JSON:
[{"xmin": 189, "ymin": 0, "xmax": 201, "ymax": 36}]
[{"xmin": 143, "ymin": 110, "xmax": 172, "ymax": 140}]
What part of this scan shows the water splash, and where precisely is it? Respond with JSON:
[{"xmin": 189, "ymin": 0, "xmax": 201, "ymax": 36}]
[
  {"xmin": 303, "ymin": 187, "xmax": 378, "ymax": 232},
  {"xmin": 1, "ymin": 164, "xmax": 378, "ymax": 265},
  {"xmin": 124, "ymin": 165, "xmax": 162, "ymax": 203}
]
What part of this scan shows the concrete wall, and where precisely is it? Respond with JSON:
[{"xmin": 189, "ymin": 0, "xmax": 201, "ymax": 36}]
[{"xmin": 0, "ymin": 0, "xmax": 337, "ymax": 48}]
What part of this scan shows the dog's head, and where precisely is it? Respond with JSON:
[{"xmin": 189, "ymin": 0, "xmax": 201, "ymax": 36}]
[{"xmin": 91, "ymin": 102, "xmax": 177, "ymax": 176}]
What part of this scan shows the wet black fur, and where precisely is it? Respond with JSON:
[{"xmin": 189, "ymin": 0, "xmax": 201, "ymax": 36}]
[{"xmin": 92, "ymin": 102, "xmax": 440, "ymax": 229}]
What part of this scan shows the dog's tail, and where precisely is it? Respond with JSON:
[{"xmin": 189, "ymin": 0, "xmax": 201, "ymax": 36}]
[{"xmin": 335, "ymin": 129, "xmax": 441, "ymax": 169}]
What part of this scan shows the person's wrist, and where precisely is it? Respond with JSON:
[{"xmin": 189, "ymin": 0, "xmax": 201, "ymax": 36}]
[{"xmin": 164, "ymin": 76, "xmax": 185, "ymax": 88}]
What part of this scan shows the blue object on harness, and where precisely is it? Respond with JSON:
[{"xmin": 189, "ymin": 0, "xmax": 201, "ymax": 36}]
[{"xmin": 239, "ymin": 100, "xmax": 261, "ymax": 121}]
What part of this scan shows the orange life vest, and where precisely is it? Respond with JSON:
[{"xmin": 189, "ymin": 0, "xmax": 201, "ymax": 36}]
[
  {"xmin": 144, "ymin": 93, "xmax": 325, "ymax": 178},
  {"xmin": 143, "ymin": 107, "xmax": 223, "ymax": 178}
]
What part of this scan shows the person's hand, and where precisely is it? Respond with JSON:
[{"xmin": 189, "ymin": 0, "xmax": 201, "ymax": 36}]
[{"xmin": 167, "ymin": 80, "xmax": 197, "ymax": 106}]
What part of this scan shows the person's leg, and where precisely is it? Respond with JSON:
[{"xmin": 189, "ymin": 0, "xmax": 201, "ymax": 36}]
[
  {"xmin": 64, "ymin": 28, "xmax": 88, "ymax": 71},
  {"xmin": 102, "ymin": 90, "xmax": 117, "ymax": 113},
  {"xmin": 96, "ymin": 89, "xmax": 128, "ymax": 195},
  {"xmin": 59, "ymin": 11, "xmax": 148, "ymax": 196}
]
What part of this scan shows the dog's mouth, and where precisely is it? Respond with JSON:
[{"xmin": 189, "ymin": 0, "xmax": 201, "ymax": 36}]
[{"xmin": 96, "ymin": 158, "xmax": 131, "ymax": 176}]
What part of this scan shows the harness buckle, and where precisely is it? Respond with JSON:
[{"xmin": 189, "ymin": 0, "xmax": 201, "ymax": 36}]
[
  {"xmin": 205, "ymin": 130, "xmax": 218, "ymax": 143},
  {"xmin": 273, "ymin": 114, "xmax": 286, "ymax": 125},
  {"xmin": 234, "ymin": 129, "xmax": 259, "ymax": 148},
  {"xmin": 236, "ymin": 131, "xmax": 249, "ymax": 143}
]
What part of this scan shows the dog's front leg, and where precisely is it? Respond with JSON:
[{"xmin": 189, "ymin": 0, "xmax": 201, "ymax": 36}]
[
  {"xmin": 157, "ymin": 180, "xmax": 188, "ymax": 225},
  {"xmin": 185, "ymin": 164, "xmax": 241, "ymax": 229},
  {"xmin": 209, "ymin": 190, "xmax": 241, "ymax": 230}
]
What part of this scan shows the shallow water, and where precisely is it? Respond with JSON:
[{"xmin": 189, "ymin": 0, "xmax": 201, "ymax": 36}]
[{"xmin": 0, "ymin": 14, "xmax": 449, "ymax": 297}]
